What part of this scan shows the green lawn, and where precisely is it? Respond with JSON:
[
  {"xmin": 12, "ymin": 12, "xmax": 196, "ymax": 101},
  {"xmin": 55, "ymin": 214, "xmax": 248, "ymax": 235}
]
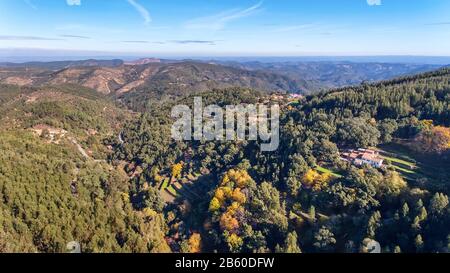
[
  {"xmin": 160, "ymin": 178, "xmax": 170, "ymax": 190},
  {"xmin": 381, "ymin": 155, "xmax": 415, "ymax": 168},
  {"xmin": 166, "ymin": 185, "xmax": 178, "ymax": 196},
  {"xmin": 377, "ymin": 146, "xmax": 419, "ymax": 177},
  {"xmin": 315, "ymin": 165, "xmax": 343, "ymax": 178},
  {"xmin": 391, "ymin": 165, "xmax": 416, "ymax": 175}
]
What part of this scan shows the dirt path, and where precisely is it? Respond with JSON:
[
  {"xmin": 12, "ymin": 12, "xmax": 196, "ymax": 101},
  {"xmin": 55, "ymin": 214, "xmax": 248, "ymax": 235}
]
[
  {"xmin": 68, "ymin": 136, "xmax": 106, "ymax": 163},
  {"xmin": 118, "ymin": 131, "xmax": 125, "ymax": 144}
]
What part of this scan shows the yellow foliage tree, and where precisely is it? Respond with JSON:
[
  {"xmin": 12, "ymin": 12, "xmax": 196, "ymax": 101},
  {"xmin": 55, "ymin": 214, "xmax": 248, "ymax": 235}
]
[
  {"xmin": 416, "ymin": 124, "xmax": 450, "ymax": 154},
  {"xmin": 226, "ymin": 202, "xmax": 242, "ymax": 215},
  {"xmin": 226, "ymin": 233, "xmax": 243, "ymax": 253},
  {"xmin": 224, "ymin": 169, "xmax": 252, "ymax": 188},
  {"xmin": 214, "ymin": 187, "xmax": 232, "ymax": 203},
  {"xmin": 312, "ymin": 173, "xmax": 332, "ymax": 192},
  {"xmin": 302, "ymin": 169, "xmax": 332, "ymax": 191},
  {"xmin": 221, "ymin": 174, "xmax": 231, "ymax": 186},
  {"xmin": 171, "ymin": 163, "xmax": 184, "ymax": 179},
  {"xmin": 302, "ymin": 169, "xmax": 320, "ymax": 188},
  {"xmin": 188, "ymin": 233, "xmax": 202, "ymax": 253},
  {"xmin": 381, "ymin": 171, "xmax": 407, "ymax": 195},
  {"xmin": 209, "ymin": 197, "xmax": 221, "ymax": 212},
  {"xmin": 209, "ymin": 168, "xmax": 255, "ymax": 248},
  {"xmin": 220, "ymin": 211, "xmax": 239, "ymax": 231},
  {"xmin": 232, "ymin": 188, "xmax": 247, "ymax": 204},
  {"xmin": 214, "ymin": 188, "xmax": 226, "ymax": 202}
]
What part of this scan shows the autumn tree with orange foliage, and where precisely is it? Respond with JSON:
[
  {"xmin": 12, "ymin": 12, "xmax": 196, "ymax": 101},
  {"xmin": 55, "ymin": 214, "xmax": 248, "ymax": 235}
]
[
  {"xmin": 188, "ymin": 233, "xmax": 202, "ymax": 253},
  {"xmin": 208, "ymin": 168, "xmax": 255, "ymax": 252},
  {"xmin": 415, "ymin": 124, "xmax": 450, "ymax": 154}
]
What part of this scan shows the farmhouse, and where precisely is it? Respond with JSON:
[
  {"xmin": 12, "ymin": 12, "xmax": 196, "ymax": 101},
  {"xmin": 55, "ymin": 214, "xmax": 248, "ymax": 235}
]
[
  {"xmin": 342, "ymin": 148, "xmax": 384, "ymax": 168},
  {"xmin": 31, "ymin": 124, "xmax": 67, "ymax": 142}
]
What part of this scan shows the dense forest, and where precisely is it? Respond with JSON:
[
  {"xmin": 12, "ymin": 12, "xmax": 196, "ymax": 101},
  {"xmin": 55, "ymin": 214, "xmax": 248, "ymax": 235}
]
[{"xmin": 0, "ymin": 68, "xmax": 449, "ymax": 253}]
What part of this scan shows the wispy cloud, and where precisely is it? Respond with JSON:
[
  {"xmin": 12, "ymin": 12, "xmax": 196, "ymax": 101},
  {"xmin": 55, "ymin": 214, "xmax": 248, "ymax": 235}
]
[
  {"xmin": 122, "ymin": 40, "xmax": 150, "ymax": 43},
  {"xmin": 66, "ymin": 0, "xmax": 81, "ymax": 6},
  {"xmin": 127, "ymin": 0, "xmax": 152, "ymax": 26},
  {"xmin": 0, "ymin": 35, "xmax": 64, "ymax": 41},
  {"xmin": 184, "ymin": 1, "xmax": 263, "ymax": 31},
  {"xmin": 367, "ymin": 0, "xmax": 382, "ymax": 6},
  {"xmin": 60, "ymin": 34, "xmax": 91, "ymax": 39},
  {"xmin": 121, "ymin": 40, "xmax": 218, "ymax": 45},
  {"xmin": 170, "ymin": 40, "xmax": 218, "ymax": 45}
]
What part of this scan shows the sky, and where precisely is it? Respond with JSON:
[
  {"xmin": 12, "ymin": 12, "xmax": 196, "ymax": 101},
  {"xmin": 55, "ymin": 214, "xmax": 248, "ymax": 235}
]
[{"xmin": 1, "ymin": 0, "xmax": 450, "ymax": 57}]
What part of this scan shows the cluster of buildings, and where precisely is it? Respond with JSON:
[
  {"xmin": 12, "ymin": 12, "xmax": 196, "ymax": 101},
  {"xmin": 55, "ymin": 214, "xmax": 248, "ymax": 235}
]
[
  {"xmin": 31, "ymin": 124, "xmax": 67, "ymax": 143},
  {"xmin": 341, "ymin": 148, "xmax": 384, "ymax": 168},
  {"xmin": 259, "ymin": 93, "xmax": 304, "ymax": 105}
]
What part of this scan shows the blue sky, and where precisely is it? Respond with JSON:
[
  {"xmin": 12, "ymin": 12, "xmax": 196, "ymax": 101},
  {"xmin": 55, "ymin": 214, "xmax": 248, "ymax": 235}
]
[{"xmin": 1, "ymin": 0, "xmax": 450, "ymax": 56}]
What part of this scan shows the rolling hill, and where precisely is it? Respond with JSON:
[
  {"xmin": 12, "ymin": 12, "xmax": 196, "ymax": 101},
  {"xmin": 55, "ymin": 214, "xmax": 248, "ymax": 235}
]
[{"xmin": 0, "ymin": 61, "xmax": 311, "ymax": 95}]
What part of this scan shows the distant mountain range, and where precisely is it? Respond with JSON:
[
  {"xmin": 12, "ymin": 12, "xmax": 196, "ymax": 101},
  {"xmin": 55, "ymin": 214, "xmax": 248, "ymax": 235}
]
[
  {"xmin": 0, "ymin": 60, "xmax": 311, "ymax": 95},
  {"xmin": 212, "ymin": 61, "xmax": 444, "ymax": 90},
  {"xmin": 0, "ymin": 58, "xmax": 444, "ymax": 110},
  {"xmin": 0, "ymin": 59, "xmax": 125, "ymax": 70}
]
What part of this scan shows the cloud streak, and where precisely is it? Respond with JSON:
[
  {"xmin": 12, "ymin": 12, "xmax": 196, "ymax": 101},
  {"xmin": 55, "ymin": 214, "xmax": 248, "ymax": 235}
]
[
  {"xmin": 0, "ymin": 35, "xmax": 64, "ymax": 41},
  {"xmin": 122, "ymin": 40, "xmax": 150, "ymax": 43},
  {"xmin": 127, "ymin": 0, "xmax": 152, "ymax": 26},
  {"xmin": 170, "ymin": 40, "xmax": 218, "ymax": 45},
  {"xmin": 184, "ymin": 1, "xmax": 263, "ymax": 31},
  {"xmin": 367, "ymin": 0, "xmax": 381, "ymax": 6},
  {"xmin": 60, "ymin": 34, "xmax": 91, "ymax": 39},
  {"xmin": 66, "ymin": 0, "xmax": 81, "ymax": 6},
  {"xmin": 121, "ymin": 40, "xmax": 218, "ymax": 45}
]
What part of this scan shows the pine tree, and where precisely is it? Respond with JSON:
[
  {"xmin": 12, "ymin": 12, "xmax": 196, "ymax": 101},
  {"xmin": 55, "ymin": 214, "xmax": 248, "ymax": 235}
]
[
  {"xmin": 415, "ymin": 235, "xmax": 424, "ymax": 252},
  {"xmin": 429, "ymin": 193, "xmax": 449, "ymax": 215},
  {"xmin": 284, "ymin": 231, "xmax": 302, "ymax": 253}
]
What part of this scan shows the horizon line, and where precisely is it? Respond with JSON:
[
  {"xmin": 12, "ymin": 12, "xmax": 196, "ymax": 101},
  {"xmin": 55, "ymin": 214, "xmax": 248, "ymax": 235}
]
[{"xmin": 2, "ymin": 47, "xmax": 450, "ymax": 59}]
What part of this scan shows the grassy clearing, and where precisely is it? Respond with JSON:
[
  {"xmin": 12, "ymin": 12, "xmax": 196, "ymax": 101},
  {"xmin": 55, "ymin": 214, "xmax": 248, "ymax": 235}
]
[
  {"xmin": 377, "ymin": 145, "xmax": 419, "ymax": 177},
  {"xmin": 166, "ymin": 185, "xmax": 178, "ymax": 197},
  {"xmin": 382, "ymin": 155, "xmax": 415, "ymax": 168},
  {"xmin": 315, "ymin": 165, "xmax": 343, "ymax": 178},
  {"xmin": 392, "ymin": 165, "xmax": 416, "ymax": 174}
]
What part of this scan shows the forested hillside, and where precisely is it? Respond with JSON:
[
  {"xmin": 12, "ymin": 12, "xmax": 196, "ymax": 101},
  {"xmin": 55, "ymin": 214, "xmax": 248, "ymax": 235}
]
[
  {"xmin": 0, "ymin": 84, "xmax": 171, "ymax": 252},
  {"xmin": 113, "ymin": 69, "xmax": 449, "ymax": 253},
  {"xmin": 0, "ymin": 68, "xmax": 449, "ymax": 253}
]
